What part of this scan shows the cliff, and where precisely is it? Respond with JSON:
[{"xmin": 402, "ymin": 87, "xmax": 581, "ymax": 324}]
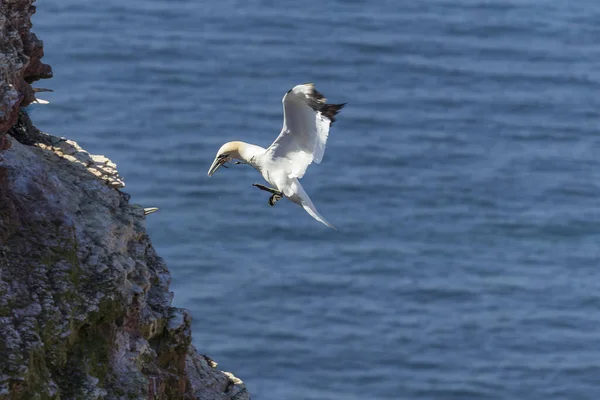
[
  {"xmin": 0, "ymin": 2, "xmax": 249, "ymax": 399},
  {"xmin": 0, "ymin": 0, "xmax": 52, "ymax": 137}
]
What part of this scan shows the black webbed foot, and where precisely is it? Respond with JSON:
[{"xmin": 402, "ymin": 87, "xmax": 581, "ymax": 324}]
[{"xmin": 268, "ymin": 193, "xmax": 283, "ymax": 206}]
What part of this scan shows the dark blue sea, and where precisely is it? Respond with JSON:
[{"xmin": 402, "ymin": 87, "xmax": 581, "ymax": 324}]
[{"xmin": 32, "ymin": 1, "xmax": 600, "ymax": 399}]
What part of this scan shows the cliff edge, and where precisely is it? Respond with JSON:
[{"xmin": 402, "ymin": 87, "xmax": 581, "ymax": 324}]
[{"xmin": 0, "ymin": 2, "xmax": 249, "ymax": 399}]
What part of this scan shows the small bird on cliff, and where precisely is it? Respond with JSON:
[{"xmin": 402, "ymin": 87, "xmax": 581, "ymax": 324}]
[
  {"xmin": 33, "ymin": 87, "xmax": 53, "ymax": 104},
  {"xmin": 208, "ymin": 83, "xmax": 345, "ymax": 229},
  {"xmin": 143, "ymin": 207, "xmax": 159, "ymax": 216}
]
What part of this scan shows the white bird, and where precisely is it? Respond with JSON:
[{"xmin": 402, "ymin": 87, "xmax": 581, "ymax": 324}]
[
  {"xmin": 32, "ymin": 87, "xmax": 52, "ymax": 104},
  {"xmin": 207, "ymin": 83, "xmax": 346, "ymax": 229}
]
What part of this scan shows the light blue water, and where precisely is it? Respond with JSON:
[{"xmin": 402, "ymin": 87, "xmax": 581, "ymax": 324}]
[{"xmin": 32, "ymin": 1, "xmax": 600, "ymax": 399}]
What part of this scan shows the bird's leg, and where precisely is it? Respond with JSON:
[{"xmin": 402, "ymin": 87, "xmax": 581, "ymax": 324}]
[
  {"xmin": 252, "ymin": 184, "xmax": 284, "ymax": 206},
  {"xmin": 252, "ymin": 183, "xmax": 279, "ymax": 194}
]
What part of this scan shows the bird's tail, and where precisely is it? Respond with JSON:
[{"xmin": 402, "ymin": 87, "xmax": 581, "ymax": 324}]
[
  {"xmin": 301, "ymin": 199, "xmax": 337, "ymax": 230},
  {"xmin": 289, "ymin": 178, "xmax": 337, "ymax": 230}
]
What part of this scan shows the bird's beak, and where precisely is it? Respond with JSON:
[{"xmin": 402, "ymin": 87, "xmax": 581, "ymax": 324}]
[{"xmin": 207, "ymin": 157, "xmax": 224, "ymax": 177}]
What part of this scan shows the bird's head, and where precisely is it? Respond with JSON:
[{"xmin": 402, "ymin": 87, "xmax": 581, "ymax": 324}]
[{"xmin": 207, "ymin": 141, "xmax": 242, "ymax": 176}]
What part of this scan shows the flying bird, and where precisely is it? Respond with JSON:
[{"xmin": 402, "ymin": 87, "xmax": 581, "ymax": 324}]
[{"xmin": 208, "ymin": 83, "xmax": 346, "ymax": 229}]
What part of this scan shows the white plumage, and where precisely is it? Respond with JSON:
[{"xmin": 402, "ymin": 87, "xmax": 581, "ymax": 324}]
[{"xmin": 207, "ymin": 83, "xmax": 345, "ymax": 229}]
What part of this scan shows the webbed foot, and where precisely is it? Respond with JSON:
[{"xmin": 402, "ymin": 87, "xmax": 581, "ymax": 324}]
[{"xmin": 268, "ymin": 193, "xmax": 283, "ymax": 206}]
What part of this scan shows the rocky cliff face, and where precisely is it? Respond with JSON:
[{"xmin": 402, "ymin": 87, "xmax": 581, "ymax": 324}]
[
  {"xmin": 0, "ymin": 2, "xmax": 249, "ymax": 399},
  {"xmin": 0, "ymin": 0, "xmax": 52, "ymax": 136}
]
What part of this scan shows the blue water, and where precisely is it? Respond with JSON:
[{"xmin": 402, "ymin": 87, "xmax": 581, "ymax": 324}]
[{"xmin": 32, "ymin": 1, "xmax": 600, "ymax": 399}]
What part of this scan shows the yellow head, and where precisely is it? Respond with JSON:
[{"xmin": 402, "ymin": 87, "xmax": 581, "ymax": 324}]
[{"xmin": 207, "ymin": 141, "xmax": 243, "ymax": 176}]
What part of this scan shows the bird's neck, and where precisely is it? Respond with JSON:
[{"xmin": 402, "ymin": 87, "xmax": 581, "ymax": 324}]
[{"xmin": 237, "ymin": 142, "xmax": 266, "ymax": 167}]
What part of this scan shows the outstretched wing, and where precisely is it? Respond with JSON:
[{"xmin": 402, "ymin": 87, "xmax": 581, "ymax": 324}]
[{"xmin": 266, "ymin": 83, "xmax": 345, "ymax": 179}]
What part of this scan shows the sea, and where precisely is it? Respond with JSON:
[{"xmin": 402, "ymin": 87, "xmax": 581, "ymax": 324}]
[{"xmin": 31, "ymin": 1, "xmax": 600, "ymax": 399}]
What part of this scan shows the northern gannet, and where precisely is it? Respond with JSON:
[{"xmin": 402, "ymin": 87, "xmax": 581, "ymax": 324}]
[
  {"xmin": 143, "ymin": 207, "xmax": 159, "ymax": 216},
  {"xmin": 207, "ymin": 83, "xmax": 346, "ymax": 229},
  {"xmin": 33, "ymin": 87, "xmax": 53, "ymax": 104}
]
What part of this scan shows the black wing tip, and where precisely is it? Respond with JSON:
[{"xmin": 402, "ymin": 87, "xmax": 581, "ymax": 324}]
[
  {"xmin": 321, "ymin": 103, "xmax": 346, "ymax": 124},
  {"xmin": 303, "ymin": 84, "xmax": 346, "ymax": 123},
  {"xmin": 312, "ymin": 88, "xmax": 326, "ymax": 101}
]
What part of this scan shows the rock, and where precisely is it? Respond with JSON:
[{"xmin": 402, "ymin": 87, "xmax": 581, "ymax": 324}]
[
  {"xmin": 0, "ymin": 126, "xmax": 250, "ymax": 399},
  {"xmin": 0, "ymin": 0, "xmax": 52, "ymax": 136}
]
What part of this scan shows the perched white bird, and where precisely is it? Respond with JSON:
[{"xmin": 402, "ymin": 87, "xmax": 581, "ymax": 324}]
[
  {"xmin": 32, "ymin": 87, "xmax": 52, "ymax": 104},
  {"xmin": 208, "ymin": 83, "xmax": 345, "ymax": 229}
]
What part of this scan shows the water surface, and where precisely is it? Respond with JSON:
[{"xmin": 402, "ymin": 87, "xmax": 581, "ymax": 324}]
[{"xmin": 33, "ymin": 1, "xmax": 600, "ymax": 399}]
